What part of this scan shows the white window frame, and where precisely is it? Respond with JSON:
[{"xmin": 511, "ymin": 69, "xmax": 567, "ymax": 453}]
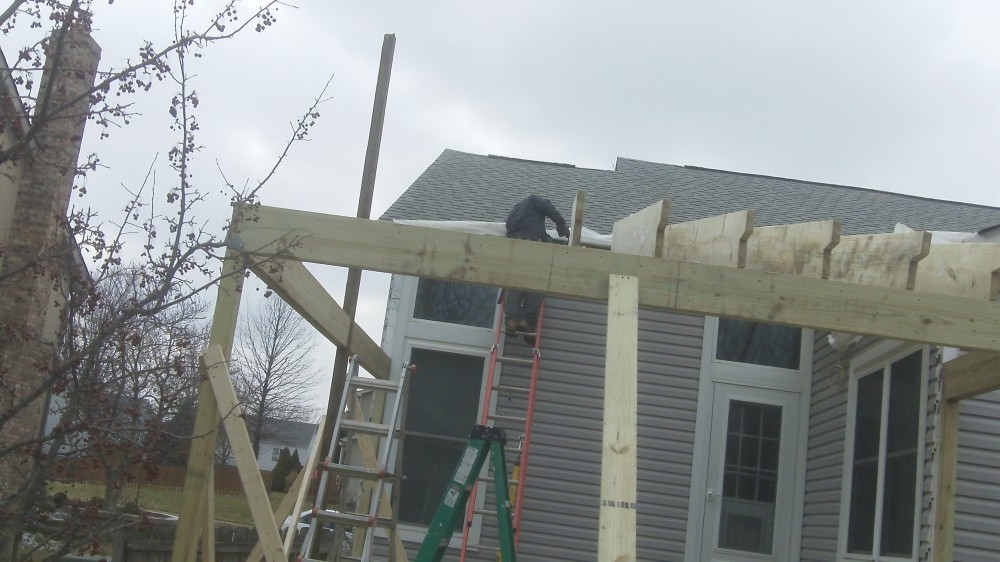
[
  {"xmin": 837, "ymin": 341, "xmax": 928, "ymax": 562},
  {"xmin": 382, "ymin": 275, "xmax": 499, "ymax": 547}
]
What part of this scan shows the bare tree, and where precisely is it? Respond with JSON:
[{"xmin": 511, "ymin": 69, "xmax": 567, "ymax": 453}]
[
  {"xmin": 0, "ymin": 1, "xmax": 330, "ymax": 559},
  {"xmin": 232, "ymin": 296, "xmax": 320, "ymax": 459}
]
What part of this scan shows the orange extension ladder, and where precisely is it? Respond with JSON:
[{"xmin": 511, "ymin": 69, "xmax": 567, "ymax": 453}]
[{"xmin": 459, "ymin": 291, "xmax": 545, "ymax": 561}]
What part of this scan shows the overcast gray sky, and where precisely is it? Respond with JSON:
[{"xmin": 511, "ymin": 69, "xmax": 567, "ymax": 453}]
[{"xmin": 67, "ymin": 1, "xmax": 1000, "ymax": 410}]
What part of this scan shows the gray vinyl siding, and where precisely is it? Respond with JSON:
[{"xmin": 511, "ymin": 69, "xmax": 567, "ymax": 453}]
[
  {"xmin": 424, "ymin": 296, "xmax": 704, "ymax": 562},
  {"xmin": 800, "ymin": 332, "xmax": 848, "ymax": 561},
  {"xmin": 953, "ymin": 390, "xmax": 1000, "ymax": 561}
]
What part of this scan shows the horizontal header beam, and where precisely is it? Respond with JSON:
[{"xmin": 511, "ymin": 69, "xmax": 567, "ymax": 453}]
[{"xmin": 234, "ymin": 206, "xmax": 1000, "ymax": 352}]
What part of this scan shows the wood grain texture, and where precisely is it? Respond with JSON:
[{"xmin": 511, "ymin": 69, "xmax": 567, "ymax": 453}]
[
  {"xmin": 235, "ymin": 207, "xmax": 1000, "ymax": 352},
  {"xmin": 915, "ymin": 243, "xmax": 1000, "ymax": 300},
  {"xmin": 745, "ymin": 220, "xmax": 840, "ymax": 278},
  {"xmin": 597, "ymin": 275, "xmax": 639, "ymax": 562},
  {"xmin": 662, "ymin": 209, "xmax": 755, "ymax": 267},
  {"xmin": 829, "ymin": 231, "xmax": 931, "ymax": 289},
  {"xmin": 610, "ymin": 200, "xmax": 670, "ymax": 257}
]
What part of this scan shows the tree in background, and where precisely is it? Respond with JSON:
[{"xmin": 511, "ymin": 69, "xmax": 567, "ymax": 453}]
[
  {"xmin": 0, "ymin": 1, "xmax": 329, "ymax": 559},
  {"xmin": 232, "ymin": 296, "xmax": 320, "ymax": 459}
]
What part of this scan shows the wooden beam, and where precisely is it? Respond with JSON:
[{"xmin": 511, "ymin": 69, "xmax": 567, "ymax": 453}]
[
  {"xmin": 745, "ymin": 219, "xmax": 840, "ymax": 278},
  {"xmin": 915, "ymin": 243, "xmax": 1000, "ymax": 300},
  {"xmin": 235, "ymin": 207, "xmax": 1000, "ymax": 352},
  {"xmin": 933, "ymin": 398, "xmax": 960, "ymax": 562},
  {"xmin": 610, "ymin": 200, "xmax": 670, "ymax": 257},
  {"xmin": 829, "ymin": 231, "xmax": 931, "ymax": 290},
  {"xmin": 569, "ymin": 189, "xmax": 586, "ymax": 247},
  {"xmin": 172, "ymin": 237, "xmax": 247, "ymax": 561},
  {"xmin": 661, "ymin": 209, "xmax": 754, "ymax": 267},
  {"xmin": 942, "ymin": 351, "xmax": 1000, "ymax": 401},
  {"xmin": 250, "ymin": 259, "xmax": 391, "ymax": 378},
  {"xmin": 598, "ymin": 275, "xmax": 638, "ymax": 562},
  {"xmin": 202, "ymin": 345, "xmax": 285, "ymax": 562}
]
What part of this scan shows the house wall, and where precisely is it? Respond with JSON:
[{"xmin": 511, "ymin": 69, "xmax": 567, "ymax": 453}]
[
  {"xmin": 953, "ymin": 390, "xmax": 1000, "ymax": 560},
  {"xmin": 800, "ymin": 332, "xmax": 849, "ymax": 561},
  {"xmin": 447, "ymin": 296, "xmax": 704, "ymax": 561}
]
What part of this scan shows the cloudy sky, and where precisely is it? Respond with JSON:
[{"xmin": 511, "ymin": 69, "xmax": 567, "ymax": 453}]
[{"xmin": 53, "ymin": 1, "xmax": 1000, "ymax": 410}]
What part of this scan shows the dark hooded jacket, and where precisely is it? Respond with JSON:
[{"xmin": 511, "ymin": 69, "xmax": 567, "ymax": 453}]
[{"xmin": 505, "ymin": 195, "xmax": 568, "ymax": 241}]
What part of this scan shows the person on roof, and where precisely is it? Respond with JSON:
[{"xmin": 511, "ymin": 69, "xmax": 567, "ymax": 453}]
[{"xmin": 504, "ymin": 195, "xmax": 570, "ymax": 341}]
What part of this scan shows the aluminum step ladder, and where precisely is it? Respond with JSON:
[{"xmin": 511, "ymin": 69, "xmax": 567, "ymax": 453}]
[
  {"xmin": 298, "ymin": 357, "xmax": 412, "ymax": 562},
  {"xmin": 459, "ymin": 293, "xmax": 545, "ymax": 561}
]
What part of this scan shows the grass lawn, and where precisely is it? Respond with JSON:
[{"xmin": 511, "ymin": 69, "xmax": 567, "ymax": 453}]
[{"xmin": 47, "ymin": 481, "xmax": 288, "ymax": 526}]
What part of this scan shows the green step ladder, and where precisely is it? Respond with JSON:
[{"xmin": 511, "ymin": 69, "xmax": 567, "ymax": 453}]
[{"xmin": 415, "ymin": 425, "xmax": 516, "ymax": 562}]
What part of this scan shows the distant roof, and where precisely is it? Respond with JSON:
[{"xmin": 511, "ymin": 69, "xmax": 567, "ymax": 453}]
[
  {"xmin": 381, "ymin": 150, "xmax": 1000, "ymax": 236},
  {"xmin": 260, "ymin": 419, "xmax": 318, "ymax": 449}
]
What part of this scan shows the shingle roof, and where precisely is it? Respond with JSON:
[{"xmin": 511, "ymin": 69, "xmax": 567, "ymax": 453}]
[{"xmin": 381, "ymin": 149, "xmax": 1000, "ymax": 236}]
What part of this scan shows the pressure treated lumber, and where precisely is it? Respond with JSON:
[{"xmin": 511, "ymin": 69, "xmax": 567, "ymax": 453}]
[
  {"xmin": 829, "ymin": 231, "xmax": 931, "ymax": 289},
  {"xmin": 598, "ymin": 275, "xmax": 639, "ymax": 562},
  {"xmin": 569, "ymin": 189, "xmax": 586, "ymax": 247},
  {"xmin": 235, "ymin": 207, "xmax": 1000, "ymax": 352},
  {"xmin": 250, "ymin": 259, "xmax": 391, "ymax": 378},
  {"xmin": 745, "ymin": 219, "xmax": 840, "ymax": 278},
  {"xmin": 610, "ymin": 200, "xmax": 670, "ymax": 257},
  {"xmin": 933, "ymin": 398, "xmax": 960, "ymax": 562},
  {"xmin": 202, "ymin": 345, "xmax": 285, "ymax": 561},
  {"xmin": 942, "ymin": 351, "xmax": 1000, "ymax": 401},
  {"xmin": 172, "ymin": 240, "xmax": 247, "ymax": 562},
  {"xmin": 661, "ymin": 209, "xmax": 754, "ymax": 267},
  {"xmin": 915, "ymin": 243, "xmax": 1000, "ymax": 300}
]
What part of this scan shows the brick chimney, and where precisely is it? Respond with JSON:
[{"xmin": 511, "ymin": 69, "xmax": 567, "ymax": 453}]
[{"xmin": 0, "ymin": 25, "xmax": 101, "ymax": 481}]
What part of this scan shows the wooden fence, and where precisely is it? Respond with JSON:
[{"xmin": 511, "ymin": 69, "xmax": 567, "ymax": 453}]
[{"xmin": 52, "ymin": 458, "xmax": 275, "ymax": 495}]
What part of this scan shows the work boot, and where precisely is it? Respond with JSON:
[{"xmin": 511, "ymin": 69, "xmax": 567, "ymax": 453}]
[
  {"xmin": 517, "ymin": 319, "xmax": 530, "ymax": 333},
  {"xmin": 505, "ymin": 319, "xmax": 519, "ymax": 335}
]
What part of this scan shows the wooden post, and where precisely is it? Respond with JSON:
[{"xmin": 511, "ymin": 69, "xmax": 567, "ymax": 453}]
[
  {"xmin": 321, "ymin": 33, "xmax": 396, "ymax": 465},
  {"xmin": 202, "ymin": 345, "xmax": 286, "ymax": 561},
  {"xmin": 933, "ymin": 398, "xmax": 960, "ymax": 562},
  {"xmin": 569, "ymin": 189, "xmax": 586, "ymax": 247},
  {"xmin": 598, "ymin": 275, "xmax": 639, "ymax": 562},
  {"xmin": 172, "ymin": 209, "xmax": 247, "ymax": 561}
]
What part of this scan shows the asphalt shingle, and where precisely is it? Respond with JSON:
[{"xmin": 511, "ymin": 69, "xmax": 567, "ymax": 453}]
[{"xmin": 382, "ymin": 149, "xmax": 1000, "ymax": 236}]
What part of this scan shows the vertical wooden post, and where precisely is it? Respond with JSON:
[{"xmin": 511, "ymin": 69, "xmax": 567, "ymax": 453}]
[
  {"xmin": 321, "ymin": 33, "xmax": 396, "ymax": 463},
  {"xmin": 569, "ymin": 189, "xmax": 586, "ymax": 247},
  {"xmin": 933, "ymin": 398, "xmax": 960, "ymax": 562},
  {"xmin": 172, "ymin": 210, "xmax": 247, "ymax": 561},
  {"xmin": 598, "ymin": 275, "xmax": 639, "ymax": 562}
]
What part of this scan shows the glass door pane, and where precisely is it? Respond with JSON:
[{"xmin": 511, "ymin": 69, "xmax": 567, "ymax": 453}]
[{"xmin": 717, "ymin": 401, "xmax": 782, "ymax": 554}]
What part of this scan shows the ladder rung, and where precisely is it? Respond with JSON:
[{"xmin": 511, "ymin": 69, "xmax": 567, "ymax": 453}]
[
  {"xmin": 465, "ymin": 543, "xmax": 501, "ymax": 552},
  {"xmin": 479, "ymin": 476, "xmax": 520, "ymax": 485},
  {"xmin": 473, "ymin": 508, "xmax": 494, "ymax": 516},
  {"xmin": 322, "ymin": 462, "xmax": 394, "ymax": 481},
  {"xmin": 339, "ymin": 418, "xmax": 392, "ymax": 435},
  {"xmin": 313, "ymin": 509, "xmax": 394, "ymax": 529},
  {"xmin": 488, "ymin": 414, "xmax": 527, "ymax": 424},
  {"xmin": 493, "ymin": 384, "xmax": 530, "ymax": 394},
  {"xmin": 497, "ymin": 355, "xmax": 533, "ymax": 366},
  {"xmin": 350, "ymin": 376, "xmax": 400, "ymax": 392}
]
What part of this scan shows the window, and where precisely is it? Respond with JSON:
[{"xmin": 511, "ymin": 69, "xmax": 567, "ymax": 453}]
[
  {"xmin": 398, "ymin": 348, "xmax": 484, "ymax": 525},
  {"xmin": 845, "ymin": 349, "xmax": 924, "ymax": 559},
  {"xmin": 718, "ymin": 401, "xmax": 782, "ymax": 554},
  {"xmin": 716, "ymin": 319, "xmax": 801, "ymax": 370},
  {"xmin": 271, "ymin": 448, "xmax": 280, "ymax": 461},
  {"xmin": 413, "ymin": 279, "xmax": 497, "ymax": 328}
]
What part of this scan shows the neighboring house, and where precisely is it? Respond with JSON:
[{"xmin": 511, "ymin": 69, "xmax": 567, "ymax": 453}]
[
  {"xmin": 0, "ymin": 28, "xmax": 101, "ymax": 484},
  {"xmin": 376, "ymin": 149, "xmax": 1000, "ymax": 561},
  {"xmin": 231, "ymin": 418, "xmax": 319, "ymax": 472}
]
